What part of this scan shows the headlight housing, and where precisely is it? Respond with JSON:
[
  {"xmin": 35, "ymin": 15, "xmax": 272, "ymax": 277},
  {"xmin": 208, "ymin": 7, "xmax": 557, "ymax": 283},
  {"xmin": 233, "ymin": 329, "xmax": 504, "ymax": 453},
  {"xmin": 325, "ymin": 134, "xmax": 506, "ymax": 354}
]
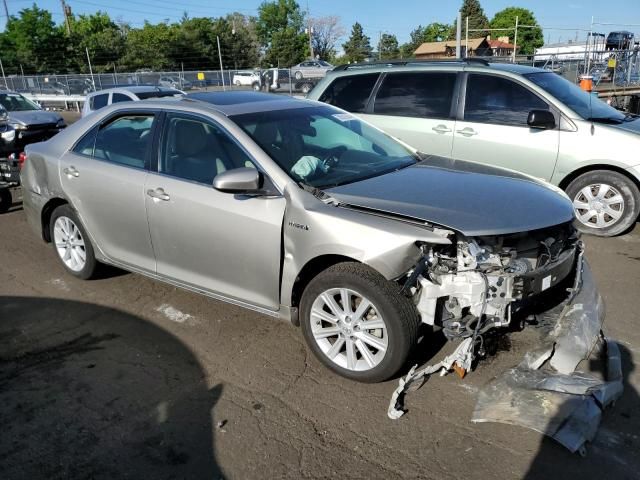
[{"xmin": 9, "ymin": 122, "xmax": 27, "ymax": 130}]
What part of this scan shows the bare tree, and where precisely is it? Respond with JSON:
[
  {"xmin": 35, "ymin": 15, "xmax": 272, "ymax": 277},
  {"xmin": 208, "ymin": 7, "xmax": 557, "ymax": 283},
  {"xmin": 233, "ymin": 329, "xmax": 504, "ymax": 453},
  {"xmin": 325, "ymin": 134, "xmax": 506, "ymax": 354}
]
[{"xmin": 310, "ymin": 15, "xmax": 345, "ymax": 60}]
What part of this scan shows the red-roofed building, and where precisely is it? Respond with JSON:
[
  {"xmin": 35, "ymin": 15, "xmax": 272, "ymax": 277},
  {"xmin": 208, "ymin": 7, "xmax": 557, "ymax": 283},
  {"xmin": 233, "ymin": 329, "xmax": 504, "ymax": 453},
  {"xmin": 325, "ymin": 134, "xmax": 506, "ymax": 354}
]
[{"xmin": 488, "ymin": 36, "xmax": 518, "ymax": 56}]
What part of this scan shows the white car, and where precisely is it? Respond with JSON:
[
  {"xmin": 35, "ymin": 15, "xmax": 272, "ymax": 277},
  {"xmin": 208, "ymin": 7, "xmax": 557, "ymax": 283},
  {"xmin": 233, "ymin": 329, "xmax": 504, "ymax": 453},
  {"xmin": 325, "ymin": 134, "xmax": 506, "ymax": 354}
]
[
  {"xmin": 82, "ymin": 86, "xmax": 184, "ymax": 117},
  {"xmin": 232, "ymin": 71, "xmax": 261, "ymax": 90}
]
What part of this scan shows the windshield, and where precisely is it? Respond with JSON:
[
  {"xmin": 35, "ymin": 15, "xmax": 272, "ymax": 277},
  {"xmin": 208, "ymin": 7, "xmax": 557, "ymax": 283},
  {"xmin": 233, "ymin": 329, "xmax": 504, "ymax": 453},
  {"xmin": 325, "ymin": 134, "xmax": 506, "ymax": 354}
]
[
  {"xmin": 524, "ymin": 72, "xmax": 626, "ymax": 122},
  {"xmin": 318, "ymin": 61, "xmax": 332, "ymax": 67},
  {"xmin": 231, "ymin": 105, "xmax": 418, "ymax": 188},
  {"xmin": 0, "ymin": 93, "xmax": 41, "ymax": 112}
]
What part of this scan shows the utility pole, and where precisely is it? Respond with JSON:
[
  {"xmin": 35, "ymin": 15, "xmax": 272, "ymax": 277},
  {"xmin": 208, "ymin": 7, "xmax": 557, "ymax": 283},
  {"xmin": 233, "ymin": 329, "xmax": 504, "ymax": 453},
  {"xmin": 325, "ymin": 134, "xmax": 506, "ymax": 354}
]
[
  {"xmin": 306, "ymin": 1, "xmax": 314, "ymax": 59},
  {"xmin": 378, "ymin": 31, "xmax": 382, "ymax": 60},
  {"xmin": 85, "ymin": 47, "xmax": 95, "ymax": 89},
  {"xmin": 217, "ymin": 35, "xmax": 226, "ymax": 91},
  {"xmin": 0, "ymin": 58, "xmax": 7, "ymax": 89},
  {"xmin": 455, "ymin": 11, "xmax": 462, "ymax": 59},
  {"xmin": 512, "ymin": 16, "xmax": 519, "ymax": 63},
  {"xmin": 60, "ymin": 0, "xmax": 71, "ymax": 35},
  {"xmin": 2, "ymin": 0, "xmax": 9, "ymax": 20},
  {"xmin": 465, "ymin": 16, "xmax": 469, "ymax": 58}
]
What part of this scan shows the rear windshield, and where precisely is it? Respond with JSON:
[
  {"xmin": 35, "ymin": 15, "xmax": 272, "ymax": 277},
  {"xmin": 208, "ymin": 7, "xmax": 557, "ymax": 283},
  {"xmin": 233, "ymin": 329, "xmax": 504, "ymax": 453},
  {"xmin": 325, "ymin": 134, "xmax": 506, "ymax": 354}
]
[{"xmin": 136, "ymin": 90, "xmax": 183, "ymax": 100}]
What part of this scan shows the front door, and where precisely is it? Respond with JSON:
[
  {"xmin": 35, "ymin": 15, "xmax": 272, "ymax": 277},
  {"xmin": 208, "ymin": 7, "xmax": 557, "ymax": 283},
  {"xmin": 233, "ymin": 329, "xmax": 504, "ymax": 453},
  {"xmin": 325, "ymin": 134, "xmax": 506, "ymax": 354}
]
[
  {"xmin": 145, "ymin": 112, "xmax": 286, "ymax": 310},
  {"xmin": 59, "ymin": 112, "xmax": 157, "ymax": 271},
  {"xmin": 451, "ymin": 73, "xmax": 560, "ymax": 181},
  {"xmin": 362, "ymin": 71, "xmax": 458, "ymax": 157}
]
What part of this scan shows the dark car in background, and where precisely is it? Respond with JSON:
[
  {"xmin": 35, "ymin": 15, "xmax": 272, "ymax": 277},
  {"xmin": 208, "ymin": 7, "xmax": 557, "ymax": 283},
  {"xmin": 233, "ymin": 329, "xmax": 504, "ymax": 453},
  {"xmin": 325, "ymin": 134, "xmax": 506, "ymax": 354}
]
[
  {"xmin": 606, "ymin": 31, "xmax": 635, "ymax": 50},
  {"xmin": 0, "ymin": 90, "xmax": 66, "ymax": 157}
]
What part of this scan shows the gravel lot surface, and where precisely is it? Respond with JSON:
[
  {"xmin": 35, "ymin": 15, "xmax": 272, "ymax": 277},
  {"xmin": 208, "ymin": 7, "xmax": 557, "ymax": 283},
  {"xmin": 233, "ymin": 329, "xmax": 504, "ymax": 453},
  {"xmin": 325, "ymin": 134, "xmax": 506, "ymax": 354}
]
[{"xmin": 1, "ymin": 194, "xmax": 639, "ymax": 479}]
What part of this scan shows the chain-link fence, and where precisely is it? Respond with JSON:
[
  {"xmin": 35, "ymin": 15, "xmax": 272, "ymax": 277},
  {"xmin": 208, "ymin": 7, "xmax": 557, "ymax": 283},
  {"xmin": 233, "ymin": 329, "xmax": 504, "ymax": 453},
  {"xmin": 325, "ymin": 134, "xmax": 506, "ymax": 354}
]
[{"xmin": 0, "ymin": 67, "xmax": 327, "ymax": 98}]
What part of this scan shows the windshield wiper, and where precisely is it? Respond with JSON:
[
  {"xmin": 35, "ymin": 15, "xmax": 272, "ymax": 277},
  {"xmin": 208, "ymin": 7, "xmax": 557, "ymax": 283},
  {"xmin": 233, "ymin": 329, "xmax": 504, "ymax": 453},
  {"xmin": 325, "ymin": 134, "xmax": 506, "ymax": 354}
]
[
  {"xmin": 585, "ymin": 116, "xmax": 624, "ymax": 124},
  {"xmin": 298, "ymin": 181, "xmax": 340, "ymax": 205}
]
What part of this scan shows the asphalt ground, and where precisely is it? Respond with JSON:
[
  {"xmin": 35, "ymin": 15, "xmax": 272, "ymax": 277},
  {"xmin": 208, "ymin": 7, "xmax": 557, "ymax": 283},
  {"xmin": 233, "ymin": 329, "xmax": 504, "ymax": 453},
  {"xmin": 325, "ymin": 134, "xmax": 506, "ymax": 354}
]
[{"xmin": 0, "ymin": 190, "xmax": 639, "ymax": 479}]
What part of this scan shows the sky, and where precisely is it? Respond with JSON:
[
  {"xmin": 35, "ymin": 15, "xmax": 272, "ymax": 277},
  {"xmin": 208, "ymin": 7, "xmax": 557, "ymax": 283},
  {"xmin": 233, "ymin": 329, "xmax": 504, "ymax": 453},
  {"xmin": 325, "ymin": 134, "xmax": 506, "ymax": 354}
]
[{"xmin": 1, "ymin": 0, "xmax": 639, "ymax": 46}]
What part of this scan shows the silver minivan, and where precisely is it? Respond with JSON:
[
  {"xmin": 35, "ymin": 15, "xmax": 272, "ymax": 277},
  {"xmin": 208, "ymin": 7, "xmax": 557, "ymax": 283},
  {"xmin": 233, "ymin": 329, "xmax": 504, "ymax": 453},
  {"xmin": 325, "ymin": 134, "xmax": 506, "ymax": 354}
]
[{"xmin": 308, "ymin": 60, "xmax": 640, "ymax": 236}]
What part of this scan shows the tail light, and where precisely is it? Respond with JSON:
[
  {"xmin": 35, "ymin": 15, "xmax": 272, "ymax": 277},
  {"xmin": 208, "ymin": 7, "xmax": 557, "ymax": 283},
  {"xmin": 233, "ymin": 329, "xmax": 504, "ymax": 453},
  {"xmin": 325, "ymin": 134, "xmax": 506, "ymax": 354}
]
[{"xmin": 18, "ymin": 152, "xmax": 27, "ymax": 170}]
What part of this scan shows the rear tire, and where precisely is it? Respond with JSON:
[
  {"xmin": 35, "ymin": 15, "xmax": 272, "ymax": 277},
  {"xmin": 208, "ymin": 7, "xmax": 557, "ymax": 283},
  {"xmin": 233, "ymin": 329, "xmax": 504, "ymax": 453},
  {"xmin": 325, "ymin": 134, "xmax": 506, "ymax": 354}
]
[
  {"xmin": 566, "ymin": 170, "xmax": 640, "ymax": 237},
  {"xmin": 300, "ymin": 262, "xmax": 420, "ymax": 383},
  {"xmin": 50, "ymin": 204, "xmax": 98, "ymax": 279},
  {"xmin": 0, "ymin": 188, "xmax": 11, "ymax": 213}
]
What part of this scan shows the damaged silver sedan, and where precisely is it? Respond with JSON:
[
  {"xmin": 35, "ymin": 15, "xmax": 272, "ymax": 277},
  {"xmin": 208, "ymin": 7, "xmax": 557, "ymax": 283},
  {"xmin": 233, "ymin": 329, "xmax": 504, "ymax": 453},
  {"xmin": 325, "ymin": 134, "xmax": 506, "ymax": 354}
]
[{"xmin": 20, "ymin": 92, "xmax": 620, "ymax": 452}]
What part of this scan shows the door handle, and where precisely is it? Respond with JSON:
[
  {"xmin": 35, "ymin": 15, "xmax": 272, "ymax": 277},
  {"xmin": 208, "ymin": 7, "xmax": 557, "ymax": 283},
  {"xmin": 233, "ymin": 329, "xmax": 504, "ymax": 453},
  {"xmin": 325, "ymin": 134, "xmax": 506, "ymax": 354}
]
[
  {"xmin": 456, "ymin": 127, "xmax": 478, "ymax": 137},
  {"xmin": 63, "ymin": 166, "xmax": 79, "ymax": 178},
  {"xmin": 146, "ymin": 188, "xmax": 170, "ymax": 201},
  {"xmin": 432, "ymin": 124, "xmax": 452, "ymax": 134}
]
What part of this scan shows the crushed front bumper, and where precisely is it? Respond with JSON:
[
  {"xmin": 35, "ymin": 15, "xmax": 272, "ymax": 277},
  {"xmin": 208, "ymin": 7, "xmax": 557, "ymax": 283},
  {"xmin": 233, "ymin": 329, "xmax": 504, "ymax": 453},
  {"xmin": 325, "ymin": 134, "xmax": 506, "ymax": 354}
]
[
  {"xmin": 389, "ymin": 251, "xmax": 623, "ymax": 454},
  {"xmin": 472, "ymin": 259, "xmax": 623, "ymax": 454}
]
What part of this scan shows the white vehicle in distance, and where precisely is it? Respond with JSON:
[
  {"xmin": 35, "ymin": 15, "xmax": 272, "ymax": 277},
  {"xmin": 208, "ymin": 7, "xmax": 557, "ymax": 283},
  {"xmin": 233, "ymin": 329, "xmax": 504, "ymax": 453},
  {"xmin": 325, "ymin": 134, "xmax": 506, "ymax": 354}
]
[
  {"xmin": 232, "ymin": 71, "xmax": 261, "ymax": 90},
  {"xmin": 82, "ymin": 86, "xmax": 184, "ymax": 117},
  {"xmin": 291, "ymin": 60, "xmax": 334, "ymax": 80}
]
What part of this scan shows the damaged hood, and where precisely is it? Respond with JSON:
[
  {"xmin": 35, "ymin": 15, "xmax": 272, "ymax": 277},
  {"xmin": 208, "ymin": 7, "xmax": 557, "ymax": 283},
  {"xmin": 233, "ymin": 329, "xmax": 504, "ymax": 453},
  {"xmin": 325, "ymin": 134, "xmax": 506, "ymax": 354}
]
[{"xmin": 327, "ymin": 156, "xmax": 575, "ymax": 236}]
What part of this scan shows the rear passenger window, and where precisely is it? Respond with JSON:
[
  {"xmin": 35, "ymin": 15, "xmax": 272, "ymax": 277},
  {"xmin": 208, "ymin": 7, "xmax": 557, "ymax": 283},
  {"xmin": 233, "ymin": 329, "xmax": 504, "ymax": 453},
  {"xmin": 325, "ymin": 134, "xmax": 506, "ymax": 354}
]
[
  {"xmin": 72, "ymin": 126, "xmax": 98, "ymax": 156},
  {"xmin": 160, "ymin": 113, "xmax": 256, "ymax": 185},
  {"xmin": 112, "ymin": 93, "xmax": 132, "ymax": 104},
  {"xmin": 373, "ymin": 72, "xmax": 457, "ymax": 118},
  {"xmin": 93, "ymin": 115, "xmax": 154, "ymax": 168},
  {"xmin": 464, "ymin": 74, "xmax": 550, "ymax": 127},
  {"xmin": 319, "ymin": 74, "xmax": 379, "ymax": 113},
  {"xmin": 90, "ymin": 93, "xmax": 108, "ymax": 110}
]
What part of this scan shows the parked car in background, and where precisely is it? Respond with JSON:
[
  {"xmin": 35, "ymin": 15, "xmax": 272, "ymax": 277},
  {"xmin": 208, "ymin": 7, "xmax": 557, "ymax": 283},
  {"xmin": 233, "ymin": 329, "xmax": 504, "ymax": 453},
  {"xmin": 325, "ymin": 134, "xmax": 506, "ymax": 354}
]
[
  {"xmin": 21, "ymin": 92, "xmax": 598, "ymax": 390},
  {"xmin": 232, "ymin": 71, "xmax": 261, "ymax": 90},
  {"xmin": 82, "ymin": 86, "xmax": 184, "ymax": 117},
  {"xmin": 606, "ymin": 31, "xmax": 635, "ymax": 50},
  {"xmin": 0, "ymin": 90, "xmax": 66, "ymax": 156},
  {"xmin": 35, "ymin": 81, "xmax": 67, "ymax": 95},
  {"xmin": 291, "ymin": 60, "xmax": 334, "ymax": 80},
  {"xmin": 66, "ymin": 78, "xmax": 95, "ymax": 95},
  {"xmin": 158, "ymin": 76, "xmax": 192, "ymax": 90},
  {"xmin": 308, "ymin": 59, "xmax": 640, "ymax": 237}
]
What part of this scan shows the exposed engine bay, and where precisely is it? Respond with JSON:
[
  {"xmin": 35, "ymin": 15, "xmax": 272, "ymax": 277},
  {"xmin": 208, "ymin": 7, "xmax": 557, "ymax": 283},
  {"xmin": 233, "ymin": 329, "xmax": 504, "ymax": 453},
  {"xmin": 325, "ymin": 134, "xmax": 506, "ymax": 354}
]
[
  {"xmin": 408, "ymin": 222, "xmax": 578, "ymax": 342},
  {"xmin": 388, "ymin": 223, "xmax": 623, "ymax": 455}
]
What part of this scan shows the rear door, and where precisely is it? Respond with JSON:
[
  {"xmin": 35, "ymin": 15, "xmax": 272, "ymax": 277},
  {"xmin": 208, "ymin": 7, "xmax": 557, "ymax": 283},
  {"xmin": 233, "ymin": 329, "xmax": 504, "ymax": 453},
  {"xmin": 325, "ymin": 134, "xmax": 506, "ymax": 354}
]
[
  {"xmin": 363, "ymin": 71, "xmax": 459, "ymax": 157},
  {"xmin": 59, "ymin": 111, "xmax": 157, "ymax": 271},
  {"xmin": 145, "ymin": 112, "xmax": 286, "ymax": 310},
  {"xmin": 451, "ymin": 73, "xmax": 560, "ymax": 180}
]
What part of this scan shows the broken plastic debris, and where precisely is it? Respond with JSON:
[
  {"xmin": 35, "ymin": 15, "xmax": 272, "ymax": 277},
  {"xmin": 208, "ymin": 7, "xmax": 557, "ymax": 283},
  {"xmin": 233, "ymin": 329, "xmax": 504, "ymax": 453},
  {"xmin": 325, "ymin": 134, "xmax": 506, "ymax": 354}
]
[{"xmin": 388, "ymin": 337, "xmax": 473, "ymax": 419}]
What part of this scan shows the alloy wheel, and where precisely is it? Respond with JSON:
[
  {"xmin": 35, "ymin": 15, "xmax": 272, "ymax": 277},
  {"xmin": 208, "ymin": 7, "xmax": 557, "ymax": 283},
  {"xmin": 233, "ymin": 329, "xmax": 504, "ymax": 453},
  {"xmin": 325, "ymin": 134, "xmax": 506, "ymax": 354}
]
[
  {"xmin": 310, "ymin": 288, "xmax": 388, "ymax": 371},
  {"xmin": 53, "ymin": 216, "xmax": 87, "ymax": 272}
]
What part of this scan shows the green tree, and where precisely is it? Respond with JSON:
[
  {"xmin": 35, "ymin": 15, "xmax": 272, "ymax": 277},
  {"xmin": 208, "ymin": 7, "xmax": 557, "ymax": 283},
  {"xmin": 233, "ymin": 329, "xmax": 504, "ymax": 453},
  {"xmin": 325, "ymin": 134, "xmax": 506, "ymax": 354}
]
[
  {"xmin": 0, "ymin": 6, "xmax": 68, "ymax": 73},
  {"xmin": 490, "ymin": 7, "xmax": 543, "ymax": 55},
  {"xmin": 455, "ymin": 0, "xmax": 489, "ymax": 37},
  {"xmin": 120, "ymin": 22, "xmax": 178, "ymax": 71},
  {"xmin": 378, "ymin": 33, "xmax": 399, "ymax": 59},
  {"xmin": 257, "ymin": 0, "xmax": 307, "ymax": 66},
  {"xmin": 69, "ymin": 12, "xmax": 125, "ymax": 73},
  {"xmin": 342, "ymin": 22, "xmax": 372, "ymax": 63}
]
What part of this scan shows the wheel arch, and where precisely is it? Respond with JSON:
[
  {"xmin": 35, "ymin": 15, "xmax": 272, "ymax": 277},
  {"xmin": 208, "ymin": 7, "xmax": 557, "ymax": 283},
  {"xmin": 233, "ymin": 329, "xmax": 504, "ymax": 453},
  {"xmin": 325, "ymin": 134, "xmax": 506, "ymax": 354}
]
[
  {"xmin": 41, "ymin": 197, "xmax": 69, "ymax": 242},
  {"xmin": 289, "ymin": 254, "xmax": 361, "ymax": 325},
  {"xmin": 559, "ymin": 164, "xmax": 640, "ymax": 192}
]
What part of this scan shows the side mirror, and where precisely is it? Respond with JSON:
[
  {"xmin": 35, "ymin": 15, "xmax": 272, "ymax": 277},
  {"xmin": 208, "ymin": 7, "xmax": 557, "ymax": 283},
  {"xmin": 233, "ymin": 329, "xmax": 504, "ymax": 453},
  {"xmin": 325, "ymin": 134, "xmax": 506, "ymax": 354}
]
[
  {"xmin": 213, "ymin": 167, "xmax": 263, "ymax": 193},
  {"xmin": 527, "ymin": 109, "xmax": 556, "ymax": 130}
]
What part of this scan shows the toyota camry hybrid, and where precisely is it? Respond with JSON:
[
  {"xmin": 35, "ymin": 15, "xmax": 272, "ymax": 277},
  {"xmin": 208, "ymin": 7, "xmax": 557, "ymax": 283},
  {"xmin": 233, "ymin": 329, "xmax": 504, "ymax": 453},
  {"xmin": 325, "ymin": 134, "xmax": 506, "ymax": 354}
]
[{"xmin": 20, "ymin": 92, "xmax": 620, "ymax": 450}]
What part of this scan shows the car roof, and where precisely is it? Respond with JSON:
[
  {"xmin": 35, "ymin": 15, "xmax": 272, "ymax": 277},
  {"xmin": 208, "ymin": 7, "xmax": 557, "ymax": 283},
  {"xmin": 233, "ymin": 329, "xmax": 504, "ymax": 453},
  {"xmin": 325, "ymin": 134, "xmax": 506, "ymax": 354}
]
[{"xmin": 328, "ymin": 59, "xmax": 546, "ymax": 77}]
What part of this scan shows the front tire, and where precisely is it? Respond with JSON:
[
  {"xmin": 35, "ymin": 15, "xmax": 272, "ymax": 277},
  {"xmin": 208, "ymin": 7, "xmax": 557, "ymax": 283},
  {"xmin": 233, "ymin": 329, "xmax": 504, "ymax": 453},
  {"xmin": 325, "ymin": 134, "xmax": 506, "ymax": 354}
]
[
  {"xmin": 50, "ymin": 205, "xmax": 98, "ymax": 279},
  {"xmin": 566, "ymin": 170, "xmax": 640, "ymax": 236},
  {"xmin": 300, "ymin": 262, "xmax": 420, "ymax": 383}
]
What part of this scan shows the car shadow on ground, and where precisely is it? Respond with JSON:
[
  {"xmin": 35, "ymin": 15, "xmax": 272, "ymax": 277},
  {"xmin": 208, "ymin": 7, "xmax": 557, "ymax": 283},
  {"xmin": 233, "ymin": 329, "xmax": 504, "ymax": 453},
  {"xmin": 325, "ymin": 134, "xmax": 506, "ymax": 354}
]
[
  {"xmin": 0, "ymin": 296, "xmax": 223, "ymax": 479},
  {"xmin": 523, "ymin": 344, "xmax": 639, "ymax": 479}
]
